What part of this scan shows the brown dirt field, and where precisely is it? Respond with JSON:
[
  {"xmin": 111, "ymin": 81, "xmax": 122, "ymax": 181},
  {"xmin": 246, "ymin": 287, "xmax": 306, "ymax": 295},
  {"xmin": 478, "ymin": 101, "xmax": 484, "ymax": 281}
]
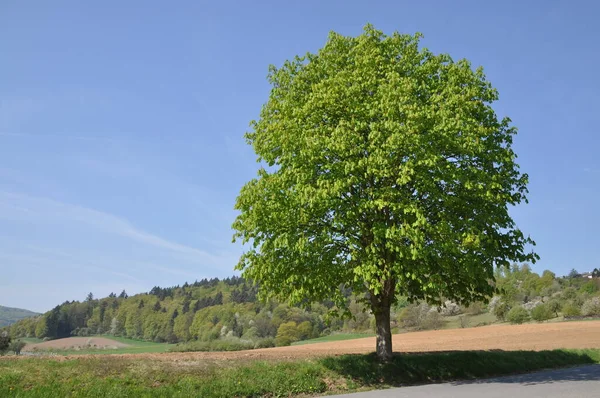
[
  {"xmin": 23, "ymin": 320, "xmax": 600, "ymax": 363},
  {"xmin": 149, "ymin": 320, "xmax": 600, "ymax": 362},
  {"xmin": 23, "ymin": 337, "xmax": 130, "ymax": 351}
]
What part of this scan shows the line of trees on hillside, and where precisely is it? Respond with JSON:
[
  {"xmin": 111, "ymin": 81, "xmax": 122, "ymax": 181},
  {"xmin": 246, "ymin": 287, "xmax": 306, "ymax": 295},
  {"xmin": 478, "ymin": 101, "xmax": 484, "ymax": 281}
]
[{"xmin": 4, "ymin": 267, "xmax": 600, "ymax": 349}]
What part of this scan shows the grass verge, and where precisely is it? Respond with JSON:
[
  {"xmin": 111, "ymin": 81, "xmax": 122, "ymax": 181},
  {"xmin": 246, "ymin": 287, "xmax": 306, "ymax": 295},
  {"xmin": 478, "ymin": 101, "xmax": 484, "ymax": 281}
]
[{"xmin": 1, "ymin": 349, "xmax": 598, "ymax": 397}]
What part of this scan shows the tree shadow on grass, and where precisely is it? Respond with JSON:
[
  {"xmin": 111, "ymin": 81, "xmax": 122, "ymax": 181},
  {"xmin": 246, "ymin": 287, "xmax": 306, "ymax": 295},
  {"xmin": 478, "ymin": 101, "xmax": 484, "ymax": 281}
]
[{"xmin": 320, "ymin": 350, "xmax": 597, "ymax": 388}]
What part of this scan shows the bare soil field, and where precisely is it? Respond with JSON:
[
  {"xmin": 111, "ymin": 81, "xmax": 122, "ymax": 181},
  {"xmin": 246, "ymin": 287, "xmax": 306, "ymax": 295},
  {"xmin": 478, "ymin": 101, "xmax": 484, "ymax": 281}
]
[
  {"xmin": 23, "ymin": 337, "xmax": 130, "ymax": 351},
  {"xmin": 22, "ymin": 320, "xmax": 598, "ymax": 363},
  {"xmin": 152, "ymin": 320, "xmax": 600, "ymax": 361}
]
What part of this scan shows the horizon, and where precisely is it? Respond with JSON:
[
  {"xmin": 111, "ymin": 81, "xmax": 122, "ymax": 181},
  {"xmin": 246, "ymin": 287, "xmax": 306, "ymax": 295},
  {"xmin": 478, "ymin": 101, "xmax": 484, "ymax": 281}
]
[
  {"xmin": 3, "ymin": 265, "xmax": 593, "ymax": 314},
  {"xmin": 2, "ymin": 1, "xmax": 600, "ymax": 313}
]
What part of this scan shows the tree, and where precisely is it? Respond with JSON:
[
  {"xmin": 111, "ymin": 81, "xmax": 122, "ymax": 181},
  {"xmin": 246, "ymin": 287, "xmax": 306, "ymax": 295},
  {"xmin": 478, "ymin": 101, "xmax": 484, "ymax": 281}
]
[
  {"xmin": 547, "ymin": 299, "xmax": 561, "ymax": 317},
  {"xmin": 9, "ymin": 340, "xmax": 26, "ymax": 355},
  {"xmin": 119, "ymin": 290, "xmax": 128, "ymax": 299},
  {"xmin": 568, "ymin": 269, "xmax": 580, "ymax": 279},
  {"xmin": 232, "ymin": 25, "xmax": 536, "ymax": 361},
  {"xmin": 0, "ymin": 331, "xmax": 10, "ymax": 355},
  {"xmin": 275, "ymin": 321, "xmax": 300, "ymax": 346}
]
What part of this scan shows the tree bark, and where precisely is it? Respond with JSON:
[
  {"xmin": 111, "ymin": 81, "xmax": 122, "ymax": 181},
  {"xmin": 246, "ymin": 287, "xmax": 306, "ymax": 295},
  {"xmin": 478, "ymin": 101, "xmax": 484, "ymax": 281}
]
[{"xmin": 373, "ymin": 304, "xmax": 393, "ymax": 361}]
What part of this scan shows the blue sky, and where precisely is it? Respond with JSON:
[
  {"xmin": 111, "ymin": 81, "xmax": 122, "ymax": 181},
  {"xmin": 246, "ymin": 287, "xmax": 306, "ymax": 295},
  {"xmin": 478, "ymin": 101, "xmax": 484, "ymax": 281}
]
[{"xmin": 1, "ymin": 1, "xmax": 599, "ymax": 312}]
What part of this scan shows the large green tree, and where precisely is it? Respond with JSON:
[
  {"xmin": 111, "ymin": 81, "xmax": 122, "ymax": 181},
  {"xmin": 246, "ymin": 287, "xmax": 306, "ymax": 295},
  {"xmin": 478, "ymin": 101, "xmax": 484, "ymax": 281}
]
[{"xmin": 233, "ymin": 25, "xmax": 536, "ymax": 361}]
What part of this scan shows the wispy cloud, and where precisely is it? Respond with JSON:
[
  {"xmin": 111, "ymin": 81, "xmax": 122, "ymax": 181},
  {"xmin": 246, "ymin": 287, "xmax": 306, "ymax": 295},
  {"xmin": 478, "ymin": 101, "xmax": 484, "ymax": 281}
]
[
  {"xmin": 0, "ymin": 191, "xmax": 227, "ymax": 264},
  {"xmin": 583, "ymin": 167, "xmax": 600, "ymax": 173},
  {"xmin": 0, "ymin": 132, "xmax": 120, "ymax": 143}
]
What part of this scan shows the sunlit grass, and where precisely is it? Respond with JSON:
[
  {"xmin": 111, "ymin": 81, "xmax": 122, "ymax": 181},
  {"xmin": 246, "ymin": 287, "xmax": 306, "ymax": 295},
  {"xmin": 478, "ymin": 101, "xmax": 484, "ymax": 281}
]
[{"xmin": 2, "ymin": 349, "xmax": 597, "ymax": 397}]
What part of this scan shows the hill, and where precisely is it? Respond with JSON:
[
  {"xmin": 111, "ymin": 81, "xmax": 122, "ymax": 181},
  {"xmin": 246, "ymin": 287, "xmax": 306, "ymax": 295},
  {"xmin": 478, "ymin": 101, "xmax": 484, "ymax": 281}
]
[
  {"xmin": 3, "ymin": 266, "xmax": 600, "ymax": 350},
  {"xmin": 0, "ymin": 305, "xmax": 39, "ymax": 327}
]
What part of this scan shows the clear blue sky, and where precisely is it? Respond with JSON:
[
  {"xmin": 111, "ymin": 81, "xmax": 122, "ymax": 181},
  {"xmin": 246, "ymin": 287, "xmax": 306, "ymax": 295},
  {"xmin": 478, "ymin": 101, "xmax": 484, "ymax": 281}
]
[{"xmin": 1, "ymin": 1, "xmax": 598, "ymax": 312}]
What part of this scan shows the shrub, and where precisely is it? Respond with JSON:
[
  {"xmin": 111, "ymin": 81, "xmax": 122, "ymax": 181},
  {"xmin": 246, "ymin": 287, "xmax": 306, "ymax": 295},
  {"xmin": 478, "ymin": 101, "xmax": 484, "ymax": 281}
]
[
  {"xmin": 275, "ymin": 321, "xmax": 300, "ymax": 346},
  {"xmin": 422, "ymin": 311, "xmax": 444, "ymax": 330},
  {"xmin": 562, "ymin": 302, "xmax": 581, "ymax": 317},
  {"xmin": 399, "ymin": 304, "xmax": 443, "ymax": 330},
  {"xmin": 440, "ymin": 301, "xmax": 461, "ymax": 316},
  {"xmin": 493, "ymin": 301, "xmax": 510, "ymax": 321},
  {"xmin": 562, "ymin": 287, "xmax": 577, "ymax": 300},
  {"xmin": 522, "ymin": 300, "xmax": 542, "ymax": 311},
  {"xmin": 459, "ymin": 315, "xmax": 470, "ymax": 328},
  {"xmin": 547, "ymin": 299, "xmax": 561, "ymax": 317},
  {"xmin": 254, "ymin": 337, "xmax": 275, "ymax": 349},
  {"xmin": 297, "ymin": 321, "xmax": 314, "ymax": 340},
  {"xmin": 581, "ymin": 297, "xmax": 600, "ymax": 317},
  {"xmin": 9, "ymin": 340, "xmax": 26, "ymax": 355},
  {"xmin": 506, "ymin": 306, "xmax": 530, "ymax": 324},
  {"xmin": 399, "ymin": 304, "xmax": 422, "ymax": 329},
  {"xmin": 580, "ymin": 281, "xmax": 598, "ymax": 295},
  {"xmin": 530, "ymin": 304, "xmax": 553, "ymax": 322},
  {"xmin": 465, "ymin": 302, "xmax": 485, "ymax": 315}
]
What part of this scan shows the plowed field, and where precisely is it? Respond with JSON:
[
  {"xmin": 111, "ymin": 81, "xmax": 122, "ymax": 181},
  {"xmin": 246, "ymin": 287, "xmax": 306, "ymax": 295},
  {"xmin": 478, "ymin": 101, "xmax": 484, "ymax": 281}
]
[{"xmin": 32, "ymin": 320, "xmax": 600, "ymax": 362}]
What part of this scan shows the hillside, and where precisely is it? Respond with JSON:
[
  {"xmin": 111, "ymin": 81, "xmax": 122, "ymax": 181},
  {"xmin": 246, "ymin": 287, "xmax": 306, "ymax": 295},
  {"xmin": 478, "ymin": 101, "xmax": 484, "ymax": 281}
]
[
  {"xmin": 3, "ymin": 266, "xmax": 600, "ymax": 350},
  {"xmin": 0, "ymin": 305, "xmax": 39, "ymax": 327}
]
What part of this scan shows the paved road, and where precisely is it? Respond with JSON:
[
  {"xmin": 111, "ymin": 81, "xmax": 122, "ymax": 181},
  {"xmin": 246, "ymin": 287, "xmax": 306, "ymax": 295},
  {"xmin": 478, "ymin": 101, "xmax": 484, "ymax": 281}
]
[{"xmin": 333, "ymin": 364, "xmax": 600, "ymax": 397}]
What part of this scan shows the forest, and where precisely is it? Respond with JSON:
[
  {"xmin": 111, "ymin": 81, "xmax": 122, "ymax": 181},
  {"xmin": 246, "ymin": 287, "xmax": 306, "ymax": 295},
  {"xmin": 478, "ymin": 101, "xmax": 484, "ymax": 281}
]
[{"xmin": 3, "ymin": 266, "xmax": 600, "ymax": 350}]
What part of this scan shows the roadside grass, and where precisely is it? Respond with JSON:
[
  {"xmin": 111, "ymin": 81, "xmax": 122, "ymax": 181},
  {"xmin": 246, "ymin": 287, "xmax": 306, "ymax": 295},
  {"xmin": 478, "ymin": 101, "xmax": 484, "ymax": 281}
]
[
  {"xmin": 2, "ymin": 349, "xmax": 598, "ymax": 397},
  {"xmin": 292, "ymin": 333, "xmax": 374, "ymax": 345}
]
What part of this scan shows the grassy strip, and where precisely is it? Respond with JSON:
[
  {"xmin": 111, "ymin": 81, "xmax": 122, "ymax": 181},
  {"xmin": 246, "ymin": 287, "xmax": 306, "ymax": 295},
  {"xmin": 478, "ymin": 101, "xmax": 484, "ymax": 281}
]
[{"xmin": 1, "ymin": 349, "xmax": 598, "ymax": 397}]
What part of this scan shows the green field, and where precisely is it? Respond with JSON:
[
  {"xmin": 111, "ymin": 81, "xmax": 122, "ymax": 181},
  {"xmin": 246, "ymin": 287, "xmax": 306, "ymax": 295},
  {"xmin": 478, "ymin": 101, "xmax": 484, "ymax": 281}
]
[
  {"xmin": 24, "ymin": 335, "xmax": 174, "ymax": 355},
  {"xmin": 19, "ymin": 338, "xmax": 43, "ymax": 345},
  {"xmin": 292, "ymin": 313, "xmax": 497, "ymax": 347},
  {"xmin": 2, "ymin": 349, "xmax": 598, "ymax": 397}
]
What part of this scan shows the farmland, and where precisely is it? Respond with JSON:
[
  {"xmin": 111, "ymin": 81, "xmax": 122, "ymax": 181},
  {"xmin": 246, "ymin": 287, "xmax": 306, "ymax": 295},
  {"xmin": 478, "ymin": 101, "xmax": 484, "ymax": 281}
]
[{"xmin": 2, "ymin": 321, "xmax": 600, "ymax": 396}]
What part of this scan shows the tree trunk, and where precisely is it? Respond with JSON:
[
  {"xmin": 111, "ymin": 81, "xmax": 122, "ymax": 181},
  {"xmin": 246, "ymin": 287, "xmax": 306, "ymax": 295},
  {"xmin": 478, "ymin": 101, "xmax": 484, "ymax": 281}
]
[{"xmin": 373, "ymin": 304, "xmax": 393, "ymax": 361}]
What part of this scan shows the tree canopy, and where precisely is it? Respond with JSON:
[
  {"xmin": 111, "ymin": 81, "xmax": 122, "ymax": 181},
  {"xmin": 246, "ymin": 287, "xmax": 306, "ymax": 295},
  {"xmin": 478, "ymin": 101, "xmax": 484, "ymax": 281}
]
[{"xmin": 233, "ymin": 25, "xmax": 536, "ymax": 360}]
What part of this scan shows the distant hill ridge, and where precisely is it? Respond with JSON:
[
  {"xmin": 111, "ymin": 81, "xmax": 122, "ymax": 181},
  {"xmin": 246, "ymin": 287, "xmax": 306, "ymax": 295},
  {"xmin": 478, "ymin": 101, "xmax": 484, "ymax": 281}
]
[{"xmin": 0, "ymin": 305, "xmax": 40, "ymax": 327}]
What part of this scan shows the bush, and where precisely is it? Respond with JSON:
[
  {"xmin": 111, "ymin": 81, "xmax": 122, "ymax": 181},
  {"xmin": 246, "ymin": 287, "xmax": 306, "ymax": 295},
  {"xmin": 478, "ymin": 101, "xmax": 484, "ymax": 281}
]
[
  {"xmin": 493, "ymin": 301, "xmax": 510, "ymax": 321},
  {"xmin": 562, "ymin": 287, "xmax": 577, "ymax": 300},
  {"xmin": 440, "ymin": 301, "xmax": 461, "ymax": 316},
  {"xmin": 422, "ymin": 311, "xmax": 444, "ymax": 330},
  {"xmin": 580, "ymin": 281, "xmax": 598, "ymax": 295},
  {"xmin": 9, "ymin": 340, "xmax": 26, "ymax": 355},
  {"xmin": 530, "ymin": 304, "xmax": 553, "ymax": 322},
  {"xmin": 399, "ymin": 304, "xmax": 423, "ymax": 329},
  {"xmin": 465, "ymin": 302, "xmax": 485, "ymax": 315},
  {"xmin": 562, "ymin": 302, "xmax": 581, "ymax": 317},
  {"xmin": 399, "ymin": 304, "xmax": 443, "ymax": 330},
  {"xmin": 459, "ymin": 315, "xmax": 470, "ymax": 328},
  {"xmin": 253, "ymin": 337, "xmax": 275, "ymax": 349},
  {"xmin": 547, "ymin": 299, "xmax": 561, "ymax": 317},
  {"xmin": 275, "ymin": 321, "xmax": 300, "ymax": 346},
  {"xmin": 506, "ymin": 306, "xmax": 530, "ymax": 324},
  {"xmin": 581, "ymin": 297, "xmax": 600, "ymax": 317}
]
